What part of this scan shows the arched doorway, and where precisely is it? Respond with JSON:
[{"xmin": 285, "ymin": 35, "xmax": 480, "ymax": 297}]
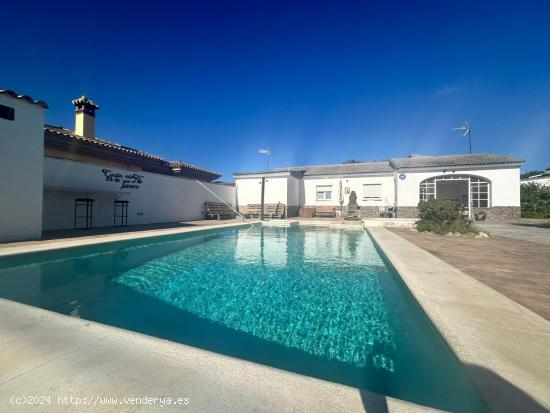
[{"xmin": 419, "ymin": 175, "xmax": 490, "ymax": 217}]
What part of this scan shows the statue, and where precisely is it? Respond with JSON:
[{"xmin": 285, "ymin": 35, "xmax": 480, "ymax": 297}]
[{"xmin": 345, "ymin": 190, "xmax": 360, "ymax": 220}]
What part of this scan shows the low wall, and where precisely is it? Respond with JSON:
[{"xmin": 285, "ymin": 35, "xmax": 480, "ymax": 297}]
[
  {"xmin": 471, "ymin": 207, "xmax": 521, "ymax": 221},
  {"xmin": 396, "ymin": 206, "xmax": 420, "ymax": 218}
]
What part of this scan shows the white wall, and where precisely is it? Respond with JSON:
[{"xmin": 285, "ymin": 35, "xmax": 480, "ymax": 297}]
[
  {"xmin": 43, "ymin": 157, "xmax": 235, "ymax": 230},
  {"xmin": 0, "ymin": 95, "xmax": 45, "ymax": 242},
  {"xmin": 303, "ymin": 175, "xmax": 395, "ymax": 207},
  {"xmin": 287, "ymin": 176, "xmax": 300, "ymax": 206},
  {"xmin": 235, "ymin": 176, "xmax": 288, "ymax": 207},
  {"xmin": 396, "ymin": 167, "xmax": 521, "ymax": 207}
]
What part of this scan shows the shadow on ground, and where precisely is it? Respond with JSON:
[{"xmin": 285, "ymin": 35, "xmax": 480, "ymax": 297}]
[
  {"xmin": 465, "ymin": 364, "xmax": 549, "ymax": 413},
  {"xmin": 510, "ymin": 222, "xmax": 550, "ymax": 229},
  {"xmin": 41, "ymin": 222, "xmax": 198, "ymax": 240}
]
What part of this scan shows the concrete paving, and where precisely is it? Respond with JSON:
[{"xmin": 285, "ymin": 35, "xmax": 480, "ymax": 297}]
[
  {"xmin": 369, "ymin": 228, "xmax": 550, "ymax": 413},
  {"xmin": 390, "ymin": 228, "xmax": 550, "ymax": 321},
  {"xmin": 0, "ymin": 299, "xmax": 435, "ymax": 413},
  {"xmin": 477, "ymin": 221, "xmax": 550, "ymax": 245}
]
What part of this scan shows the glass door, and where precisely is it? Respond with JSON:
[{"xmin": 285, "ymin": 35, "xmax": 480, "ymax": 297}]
[
  {"xmin": 74, "ymin": 198, "xmax": 94, "ymax": 229},
  {"xmin": 114, "ymin": 200, "xmax": 129, "ymax": 227}
]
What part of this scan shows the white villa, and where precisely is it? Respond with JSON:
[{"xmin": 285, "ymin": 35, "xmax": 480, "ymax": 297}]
[
  {"xmin": 0, "ymin": 89, "xmax": 235, "ymax": 243},
  {"xmin": 521, "ymin": 171, "xmax": 550, "ymax": 187},
  {"xmin": 234, "ymin": 154, "xmax": 524, "ymax": 220}
]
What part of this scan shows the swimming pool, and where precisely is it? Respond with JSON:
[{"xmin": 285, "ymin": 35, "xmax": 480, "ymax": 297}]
[{"xmin": 0, "ymin": 225, "xmax": 486, "ymax": 411}]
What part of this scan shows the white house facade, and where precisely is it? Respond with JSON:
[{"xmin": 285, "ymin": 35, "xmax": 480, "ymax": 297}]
[
  {"xmin": 0, "ymin": 89, "xmax": 235, "ymax": 243},
  {"xmin": 521, "ymin": 171, "xmax": 550, "ymax": 187},
  {"xmin": 234, "ymin": 154, "xmax": 523, "ymax": 221}
]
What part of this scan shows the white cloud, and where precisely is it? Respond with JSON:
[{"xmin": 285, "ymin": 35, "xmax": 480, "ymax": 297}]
[{"xmin": 436, "ymin": 85, "xmax": 457, "ymax": 96}]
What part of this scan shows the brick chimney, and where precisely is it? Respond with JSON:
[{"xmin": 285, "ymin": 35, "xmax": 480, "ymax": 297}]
[{"xmin": 72, "ymin": 96, "xmax": 99, "ymax": 137}]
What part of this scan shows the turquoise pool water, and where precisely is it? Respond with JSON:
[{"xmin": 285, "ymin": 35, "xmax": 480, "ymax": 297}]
[{"xmin": 0, "ymin": 225, "xmax": 486, "ymax": 411}]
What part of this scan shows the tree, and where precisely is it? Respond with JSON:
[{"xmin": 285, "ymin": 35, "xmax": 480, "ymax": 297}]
[{"xmin": 521, "ymin": 183, "xmax": 550, "ymax": 218}]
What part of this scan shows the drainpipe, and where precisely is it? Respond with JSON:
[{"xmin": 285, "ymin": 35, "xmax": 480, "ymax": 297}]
[
  {"xmin": 394, "ymin": 171, "xmax": 399, "ymax": 218},
  {"xmin": 260, "ymin": 177, "xmax": 265, "ymax": 220}
]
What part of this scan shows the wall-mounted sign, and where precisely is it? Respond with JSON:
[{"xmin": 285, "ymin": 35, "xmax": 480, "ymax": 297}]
[
  {"xmin": 102, "ymin": 169, "xmax": 144, "ymax": 190},
  {"xmin": 399, "ymin": 173, "xmax": 406, "ymax": 180}
]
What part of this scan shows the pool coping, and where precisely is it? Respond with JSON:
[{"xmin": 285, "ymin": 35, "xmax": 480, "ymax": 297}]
[
  {"xmin": 367, "ymin": 227, "xmax": 550, "ymax": 412},
  {"xmin": 0, "ymin": 221, "xmax": 254, "ymax": 258},
  {"xmin": 1, "ymin": 299, "xmax": 444, "ymax": 413},
  {"xmin": 0, "ymin": 222, "xmax": 442, "ymax": 412}
]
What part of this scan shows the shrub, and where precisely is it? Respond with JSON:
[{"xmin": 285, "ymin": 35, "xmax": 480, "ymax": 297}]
[
  {"xmin": 416, "ymin": 199, "xmax": 475, "ymax": 235},
  {"xmin": 521, "ymin": 183, "xmax": 550, "ymax": 218}
]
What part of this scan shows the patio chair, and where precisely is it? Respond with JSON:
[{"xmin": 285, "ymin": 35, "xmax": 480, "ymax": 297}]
[
  {"xmin": 474, "ymin": 211, "xmax": 487, "ymax": 221},
  {"xmin": 385, "ymin": 207, "xmax": 396, "ymax": 218}
]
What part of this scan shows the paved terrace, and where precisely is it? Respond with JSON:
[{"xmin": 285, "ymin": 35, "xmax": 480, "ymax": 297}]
[
  {"xmin": 369, "ymin": 227, "xmax": 550, "ymax": 412},
  {"xmin": 390, "ymin": 225, "xmax": 550, "ymax": 321}
]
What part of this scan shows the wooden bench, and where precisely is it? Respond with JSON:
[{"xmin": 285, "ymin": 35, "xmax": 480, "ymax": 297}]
[
  {"xmin": 245, "ymin": 204, "xmax": 262, "ymax": 218},
  {"xmin": 272, "ymin": 203, "xmax": 285, "ymax": 219},
  {"xmin": 205, "ymin": 202, "xmax": 236, "ymax": 220},
  {"xmin": 264, "ymin": 203, "xmax": 286, "ymax": 219},
  {"xmin": 313, "ymin": 206, "xmax": 336, "ymax": 218},
  {"xmin": 245, "ymin": 203, "xmax": 286, "ymax": 219}
]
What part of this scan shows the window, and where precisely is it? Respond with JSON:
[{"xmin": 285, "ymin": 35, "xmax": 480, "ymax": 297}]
[
  {"xmin": 419, "ymin": 175, "xmax": 490, "ymax": 208},
  {"xmin": 0, "ymin": 104, "xmax": 15, "ymax": 121},
  {"xmin": 470, "ymin": 177, "xmax": 490, "ymax": 208},
  {"xmin": 316, "ymin": 185, "xmax": 332, "ymax": 201},
  {"xmin": 419, "ymin": 179, "xmax": 435, "ymax": 201},
  {"xmin": 363, "ymin": 184, "xmax": 382, "ymax": 200}
]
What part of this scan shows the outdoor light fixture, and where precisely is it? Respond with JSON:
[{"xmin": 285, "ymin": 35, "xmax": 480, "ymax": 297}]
[{"xmin": 258, "ymin": 148, "xmax": 272, "ymax": 170}]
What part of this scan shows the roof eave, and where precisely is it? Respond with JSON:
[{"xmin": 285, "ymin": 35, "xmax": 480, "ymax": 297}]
[
  {"xmin": 394, "ymin": 162, "xmax": 524, "ymax": 172},
  {"xmin": 0, "ymin": 89, "xmax": 49, "ymax": 109}
]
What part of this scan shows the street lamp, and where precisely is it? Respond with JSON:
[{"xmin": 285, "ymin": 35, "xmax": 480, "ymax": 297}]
[{"xmin": 258, "ymin": 148, "xmax": 272, "ymax": 170}]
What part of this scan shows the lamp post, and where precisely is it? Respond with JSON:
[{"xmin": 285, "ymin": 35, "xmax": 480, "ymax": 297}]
[
  {"xmin": 258, "ymin": 148, "xmax": 272, "ymax": 170},
  {"xmin": 258, "ymin": 149, "xmax": 271, "ymax": 220}
]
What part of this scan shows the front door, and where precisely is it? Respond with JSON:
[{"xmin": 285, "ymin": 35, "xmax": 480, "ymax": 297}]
[{"xmin": 436, "ymin": 180, "xmax": 469, "ymax": 216}]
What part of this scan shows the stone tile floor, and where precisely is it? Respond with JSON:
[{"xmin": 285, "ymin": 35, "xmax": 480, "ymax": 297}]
[{"xmin": 390, "ymin": 227, "xmax": 550, "ymax": 321}]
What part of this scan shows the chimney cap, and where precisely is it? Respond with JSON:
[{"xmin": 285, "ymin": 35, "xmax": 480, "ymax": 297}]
[{"xmin": 72, "ymin": 96, "xmax": 100, "ymax": 111}]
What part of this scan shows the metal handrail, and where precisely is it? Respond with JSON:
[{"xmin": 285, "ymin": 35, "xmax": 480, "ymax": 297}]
[{"xmin": 194, "ymin": 180, "xmax": 254, "ymax": 227}]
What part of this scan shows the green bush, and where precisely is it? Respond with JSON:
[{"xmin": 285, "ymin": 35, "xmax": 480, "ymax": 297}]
[
  {"xmin": 521, "ymin": 183, "xmax": 550, "ymax": 218},
  {"xmin": 416, "ymin": 199, "xmax": 474, "ymax": 235}
]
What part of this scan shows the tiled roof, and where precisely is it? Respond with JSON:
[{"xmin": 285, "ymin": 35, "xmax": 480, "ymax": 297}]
[
  {"xmin": 233, "ymin": 167, "xmax": 307, "ymax": 177},
  {"xmin": 234, "ymin": 162, "xmax": 392, "ymax": 177},
  {"xmin": 169, "ymin": 160, "xmax": 221, "ymax": 178},
  {"xmin": 389, "ymin": 154, "xmax": 524, "ymax": 170},
  {"xmin": 44, "ymin": 125, "xmax": 221, "ymax": 181},
  {"xmin": 45, "ymin": 125, "xmax": 164, "ymax": 160},
  {"xmin": 234, "ymin": 154, "xmax": 523, "ymax": 177},
  {"xmin": 304, "ymin": 161, "xmax": 393, "ymax": 176},
  {"xmin": 522, "ymin": 170, "xmax": 550, "ymax": 180},
  {"xmin": 0, "ymin": 89, "xmax": 48, "ymax": 109}
]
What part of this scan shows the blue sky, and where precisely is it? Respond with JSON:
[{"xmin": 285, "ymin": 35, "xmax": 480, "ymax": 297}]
[{"xmin": 3, "ymin": 0, "xmax": 549, "ymax": 179}]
